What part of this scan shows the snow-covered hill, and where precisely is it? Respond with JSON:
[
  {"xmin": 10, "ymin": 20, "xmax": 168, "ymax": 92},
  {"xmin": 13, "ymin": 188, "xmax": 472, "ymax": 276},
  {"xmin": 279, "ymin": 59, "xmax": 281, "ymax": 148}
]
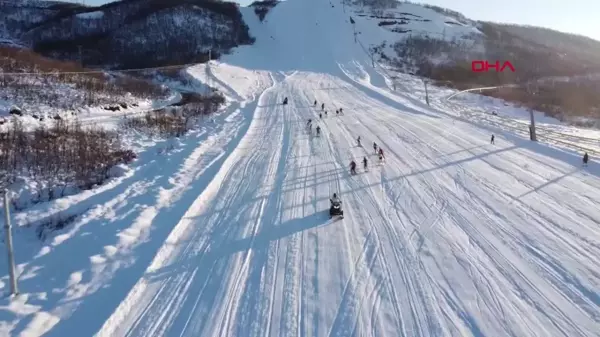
[{"xmin": 0, "ymin": 0, "xmax": 599, "ymax": 336}]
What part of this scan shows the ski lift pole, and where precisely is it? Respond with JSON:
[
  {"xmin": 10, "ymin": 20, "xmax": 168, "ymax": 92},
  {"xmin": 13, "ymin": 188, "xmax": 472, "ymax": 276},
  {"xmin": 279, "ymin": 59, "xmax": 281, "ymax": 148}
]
[{"xmin": 3, "ymin": 190, "xmax": 17, "ymax": 296}]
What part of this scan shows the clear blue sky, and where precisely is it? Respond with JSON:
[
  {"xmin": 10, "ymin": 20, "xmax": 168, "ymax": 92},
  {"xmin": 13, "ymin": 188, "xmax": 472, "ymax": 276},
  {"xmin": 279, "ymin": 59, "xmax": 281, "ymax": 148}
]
[{"xmin": 57, "ymin": 0, "xmax": 600, "ymax": 41}]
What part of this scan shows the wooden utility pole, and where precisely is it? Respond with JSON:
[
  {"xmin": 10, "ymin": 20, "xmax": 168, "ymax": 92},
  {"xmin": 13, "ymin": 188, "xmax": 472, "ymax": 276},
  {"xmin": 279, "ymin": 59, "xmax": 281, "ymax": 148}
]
[
  {"xmin": 527, "ymin": 84, "xmax": 537, "ymax": 141},
  {"xmin": 3, "ymin": 190, "xmax": 17, "ymax": 296},
  {"xmin": 529, "ymin": 108, "xmax": 537, "ymax": 141},
  {"xmin": 205, "ymin": 49, "xmax": 212, "ymax": 95},
  {"xmin": 424, "ymin": 79, "xmax": 429, "ymax": 105}
]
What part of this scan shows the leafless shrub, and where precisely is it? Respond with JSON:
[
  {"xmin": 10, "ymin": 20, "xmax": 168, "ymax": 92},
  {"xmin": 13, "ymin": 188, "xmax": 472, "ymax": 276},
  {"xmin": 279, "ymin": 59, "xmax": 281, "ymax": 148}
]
[
  {"xmin": 0, "ymin": 46, "xmax": 169, "ymax": 109},
  {"xmin": 0, "ymin": 118, "xmax": 136, "ymax": 198},
  {"xmin": 123, "ymin": 93, "xmax": 225, "ymax": 138}
]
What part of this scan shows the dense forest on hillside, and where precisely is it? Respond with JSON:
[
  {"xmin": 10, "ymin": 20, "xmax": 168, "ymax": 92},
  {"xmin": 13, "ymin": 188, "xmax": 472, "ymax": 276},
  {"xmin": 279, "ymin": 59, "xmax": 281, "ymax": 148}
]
[{"xmin": 1, "ymin": 0, "xmax": 254, "ymax": 69}]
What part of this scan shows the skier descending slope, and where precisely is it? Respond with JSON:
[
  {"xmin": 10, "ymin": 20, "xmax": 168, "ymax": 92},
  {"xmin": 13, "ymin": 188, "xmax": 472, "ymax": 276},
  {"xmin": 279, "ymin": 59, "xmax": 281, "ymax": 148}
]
[
  {"xmin": 373, "ymin": 142, "xmax": 378, "ymax": 154},
  {"xmin": 350, "ymin": 160, "xmax": 357, "ymax": 175},
  {"xmin": 363, "ymin": 156, "xmax": 368, "ymax": 171},
  {"xmin": 378, "ymin": 148, "xmax": 385, "ymax": 164}
]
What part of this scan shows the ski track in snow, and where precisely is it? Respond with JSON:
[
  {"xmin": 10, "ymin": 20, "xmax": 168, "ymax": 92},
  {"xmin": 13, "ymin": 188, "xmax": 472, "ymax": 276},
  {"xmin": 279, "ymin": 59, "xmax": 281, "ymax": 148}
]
[
  {"xmin": 2, "ymin": 0, "xmax": 600, "ymax": 335},
  {"xmin": 87, "ymin": 68, "xmax": 598, "ymax": 337}
]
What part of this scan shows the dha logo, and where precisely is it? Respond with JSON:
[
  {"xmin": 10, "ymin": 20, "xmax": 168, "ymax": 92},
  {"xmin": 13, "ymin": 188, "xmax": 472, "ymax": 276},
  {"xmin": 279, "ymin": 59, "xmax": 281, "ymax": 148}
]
[{"xmin": 472, "ymin": 60, "xmax": 515, "ymax": 72}]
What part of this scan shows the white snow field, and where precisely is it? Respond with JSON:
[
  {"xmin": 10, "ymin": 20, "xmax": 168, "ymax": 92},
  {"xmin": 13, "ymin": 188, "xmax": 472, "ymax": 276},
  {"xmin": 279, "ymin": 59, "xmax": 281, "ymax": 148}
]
[{"xmin": 1, "ymin": 0, "xmax": 600, "ymax": 336}]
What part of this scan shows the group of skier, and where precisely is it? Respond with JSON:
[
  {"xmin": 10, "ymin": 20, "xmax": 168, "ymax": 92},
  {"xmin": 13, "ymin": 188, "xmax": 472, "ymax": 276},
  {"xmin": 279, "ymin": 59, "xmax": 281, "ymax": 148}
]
[
  {"xmin": 306, "ymin": 118, "xmax": 321, "ymax": 136},
  {"xmin": 349, "ymin": 140, "xmax": 385, "ymax": 175},
  {"xmin": 331, "ymin": 142, "xmax": 385, "ymax": 219},
  {"xmin": 313, "ymin": 100, "xmax": 343, "ymax": 117},
  {"xmin": 310, "ymin": 100, "xmax": 385, "ymax": 176},
  {"xmin": 310, "ymin": 100, "xmax": 389, "ymax": 218}
]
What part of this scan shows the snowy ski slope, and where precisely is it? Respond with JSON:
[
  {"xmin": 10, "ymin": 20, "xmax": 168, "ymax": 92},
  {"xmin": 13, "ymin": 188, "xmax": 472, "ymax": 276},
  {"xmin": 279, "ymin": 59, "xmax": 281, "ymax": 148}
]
[{"xmin": 1, "ymin": 0, "xmax": 599, "ymax": 336}]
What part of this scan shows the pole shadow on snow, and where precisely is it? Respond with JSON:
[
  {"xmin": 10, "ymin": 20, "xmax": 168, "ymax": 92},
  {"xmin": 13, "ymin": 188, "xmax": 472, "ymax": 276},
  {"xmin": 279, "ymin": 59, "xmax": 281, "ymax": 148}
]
[
  {"xmin": 265, "ymin": 145, "xmax": 522, "ymax": 207},
  {"xmin": 257, "ymin": 103, "xmax": 285, "ymax": 108},
  {"xmin": 9, "ymin": 98, "xmax": 260, "ymax": 337},
  {"xmin": 437, "ymin": 145, "xmax": 487, "ymax": 158},
  {"xmin": 425, "ymin": 104, "xmax": 600, "ymax": 178},
  {"xmin": 513, "ymin": 167, "xmax": 580, "ymax": 200}
]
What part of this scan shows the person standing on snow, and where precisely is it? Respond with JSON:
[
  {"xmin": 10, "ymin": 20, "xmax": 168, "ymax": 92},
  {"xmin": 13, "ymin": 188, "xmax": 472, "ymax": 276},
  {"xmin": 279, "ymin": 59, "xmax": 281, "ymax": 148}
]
[
  {"xmin": 314, "ymin": 100, "xmax": 317, "ymax": 106},
  {"xmin": 321, "ymin": 103, "xmax": 325, "ymax": 111},
  {"xmin": 350, "ymin": 160, "xmax": 357, "ymax": 174},
  {"xmin": 373, "ymin": 142, "xmax": 378, "ymax": 153},
  {"xmin": 363, "ymin": 156, "xmax": 368, "ymax": 170},
  {"xmin": 583, "ymin": 152, "xmax": 589, "ymax": 167},
  {"xmin": 490, "ymin": 134, "xmax": 495, "ymax": 144},
  {"xmin": 378, "ymin": 148, "xmax": 385, "ymax": 163},
  {"xmin": 357, "ymin": 136, "xmax": 361, "ymax": 147}
]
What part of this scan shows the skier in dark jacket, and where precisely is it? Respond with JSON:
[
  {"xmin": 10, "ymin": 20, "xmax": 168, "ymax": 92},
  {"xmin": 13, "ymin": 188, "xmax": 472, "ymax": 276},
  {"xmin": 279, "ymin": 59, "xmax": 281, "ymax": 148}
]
[
  {"xmin": 363, "ymin": 156, "xmax": 368, "ymax": 170},
  {"xmin": 373, "ymin": 142, "xmax": 378, "ymax": 153},
  {"xmin": 350, "ymin": 160, "xmax": 357, "ymax": 174},
  {"xmin": 583, "ymin": 152, "xmax": 589, "ymax": 167},
  {"xmin": 314, "ymin": 100, "xmax": 317, "ymax": 106},
  {"xmin": 490, "ymin": 134, "xmax": 495, "ymax": 144},
  {"xmin": 321, "ymin": 103, "xmax": 325, "ymax": 111},
  {"xmin": 378, "ymin": 148, "xmax": 385, "ymax": 163}
]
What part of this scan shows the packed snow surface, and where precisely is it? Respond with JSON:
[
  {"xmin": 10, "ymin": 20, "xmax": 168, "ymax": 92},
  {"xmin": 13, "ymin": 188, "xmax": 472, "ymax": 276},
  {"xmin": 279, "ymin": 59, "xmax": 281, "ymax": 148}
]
[{"xmin": 0, "ymin": 0, "xmax": 598, "ymax": 336}]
